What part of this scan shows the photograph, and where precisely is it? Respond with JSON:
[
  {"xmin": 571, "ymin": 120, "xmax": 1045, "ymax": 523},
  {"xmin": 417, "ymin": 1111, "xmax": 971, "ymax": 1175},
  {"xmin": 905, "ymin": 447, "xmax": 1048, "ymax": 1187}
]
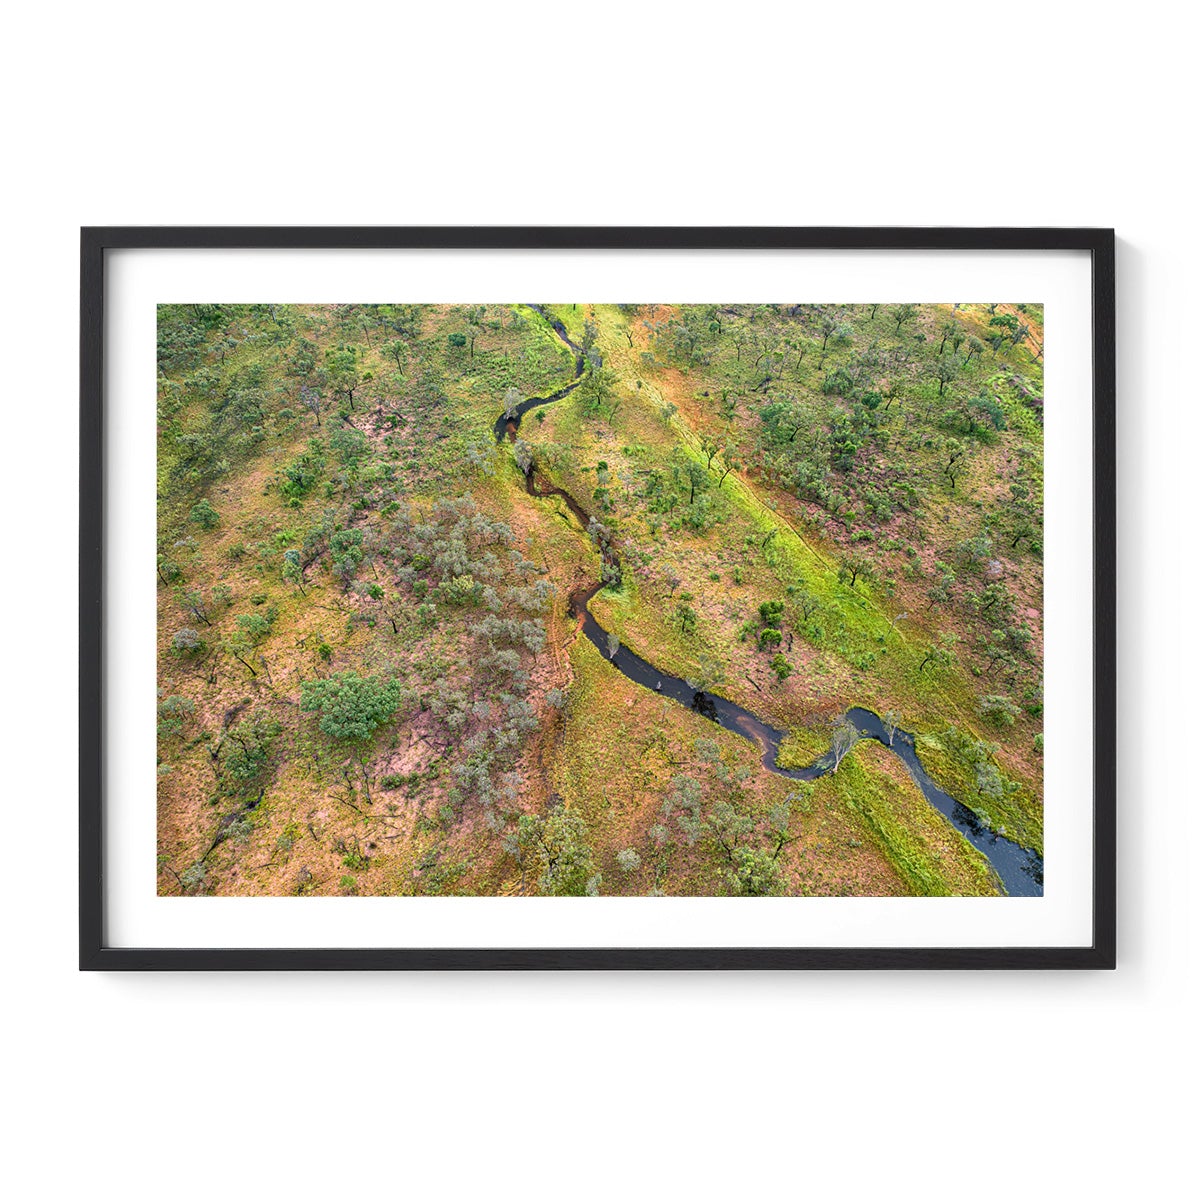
[{"xmin": 155, "ymin": 299, "xmax": 1046, "ymax": 900}]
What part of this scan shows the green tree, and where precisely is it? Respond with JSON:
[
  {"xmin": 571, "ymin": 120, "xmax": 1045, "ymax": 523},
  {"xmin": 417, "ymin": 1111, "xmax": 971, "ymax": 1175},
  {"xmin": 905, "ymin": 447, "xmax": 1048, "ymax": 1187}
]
[
  {"xmin": 927, "ymin": 561, "xmax": 956, "ymax": 609},
  {"xmin": 726, "ymin": 846, "xmax": 783, "ymax": 896},
  {"xmin": 932, "ymin": 353, "xmax": 961, "ymax": 396},
  {"xmin": 919, "ymin": 631, "xmax": 960, "ymax": 673},
  {"xmin": 329, "ymin": 425, "xmax": 369, "ymax": 468},
  {"xmin": 681, "ymin": 458, "xmax": 708, "ymax": 505},
  {"xmin": 892, "ymin": 303, "xmax": 918, "ymax": 334},
  {"xmin": 514, "ymin": 810, "xmax": 597, "ymax": 896},
  {"xmin": 222, "ymin": 627, "xmax": 259, "ymax": 677},
  {"xmin": 189, "ymin": 498, "xmax": 219, "ymax": 530},
  {"xmin": 326, "ymin": 346, "xmax": 365, "ymax": 409},
  {"xmin": 219, "ymin": 711, "xmax": 281, "ymax": 794},
  {"xmin": 942, "ymin": 438, "xmax": 968, "ymax": 491},
  {"xmin": 759, "ymin": 599, "xmax": 785, "ymax": 627},
  {"xmin": 758, "ymin": 628, "xmax": 782, "ymax": 651},
  {"xmin": 282, "ymin": 548, "xmax": 306, "ymax": 594},
  {"xmin": 300, "ymin": 671, "xmax": 406, "ymax": 743},
  {"xmin": 382, "ymin": 339, "xmax": 408, "ymax": 372},
  {"xmin": 298, "ymin": 384, "xmax": 322, "ymax": 427},
  {"xmin": 838, "ymin": 554, "xmax": 873, "ymax": 590},
  {"xmin": 979, "ymin": 694, "xmax": 1021, "ymax": 727}
]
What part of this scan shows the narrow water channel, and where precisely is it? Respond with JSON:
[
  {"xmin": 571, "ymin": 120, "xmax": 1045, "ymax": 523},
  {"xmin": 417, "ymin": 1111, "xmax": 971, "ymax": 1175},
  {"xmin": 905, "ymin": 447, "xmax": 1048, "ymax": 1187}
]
[{"xmin": 496, "ymin": 305, "xmax": 1044, "ymax": 897}]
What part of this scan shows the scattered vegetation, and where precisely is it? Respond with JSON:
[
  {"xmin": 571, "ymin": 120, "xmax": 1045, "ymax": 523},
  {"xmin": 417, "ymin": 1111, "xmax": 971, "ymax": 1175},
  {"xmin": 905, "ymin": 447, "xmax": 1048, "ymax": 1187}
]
[{"xmin": 157, "ymin": 301, "xmax": 1043, "ymax": 897}]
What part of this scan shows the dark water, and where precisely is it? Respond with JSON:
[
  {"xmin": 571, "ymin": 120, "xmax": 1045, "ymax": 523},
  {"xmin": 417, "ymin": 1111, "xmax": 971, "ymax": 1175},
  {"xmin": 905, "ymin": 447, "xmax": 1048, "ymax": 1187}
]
[
  {"xmin": 492, "ymin": 306, "xmax": 585, "ymax": 442},
  {"xmin": 497, "ymin": 305, "xmax": 1045, "ymax": 897}
]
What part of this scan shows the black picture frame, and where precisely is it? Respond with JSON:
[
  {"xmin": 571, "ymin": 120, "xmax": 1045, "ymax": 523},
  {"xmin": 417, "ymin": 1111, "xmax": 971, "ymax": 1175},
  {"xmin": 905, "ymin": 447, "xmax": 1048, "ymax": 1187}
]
[{"xmin": 80, "ymin": 226, "xmax": 1115, "ymax": 970}]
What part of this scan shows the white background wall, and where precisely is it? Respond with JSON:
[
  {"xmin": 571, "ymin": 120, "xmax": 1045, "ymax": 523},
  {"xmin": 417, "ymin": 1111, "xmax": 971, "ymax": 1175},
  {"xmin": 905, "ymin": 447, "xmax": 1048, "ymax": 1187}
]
[{"xmin": 1, "ymin": 3, "xmax": 1193, "ymax": 1195}]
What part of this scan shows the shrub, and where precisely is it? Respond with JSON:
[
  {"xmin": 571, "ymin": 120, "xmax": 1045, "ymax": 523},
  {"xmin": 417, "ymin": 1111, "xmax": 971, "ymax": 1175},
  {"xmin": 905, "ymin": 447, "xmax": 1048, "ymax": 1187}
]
[
  {"xmin": 157, "ymin": 694, "xmax": 195, "ymax": 739},
  {"xmin": 179, "ymin": 861, "xmax": 208, "ymax": 894},
  {"xmin": 189, "ymin": 499, "xmax": 220, "ymax": 530},
  {"xmin": 300, "ymin": 671, "xmax": 407, "ymax": 743},
  {"xmin": 758, "ymin": 600, "xmax": 785, "ymax": 628},
  {"xmin": 616, "ymin": 848, "xmax": 642, "ymax": 874},
  {"xmin": 979, "ymin": 694, "xmax": 1021, "ymax": 728},
  {"xmin": 171, "ymin": 628, "xmax": 204, "ymax": 656}
]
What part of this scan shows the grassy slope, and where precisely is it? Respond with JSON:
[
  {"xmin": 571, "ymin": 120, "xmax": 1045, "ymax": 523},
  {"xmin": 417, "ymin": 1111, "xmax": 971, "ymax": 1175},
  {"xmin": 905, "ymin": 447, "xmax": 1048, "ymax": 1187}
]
[{"xmin": 533, "ymin": 303, "xmax": 1043, "ymax": 851}]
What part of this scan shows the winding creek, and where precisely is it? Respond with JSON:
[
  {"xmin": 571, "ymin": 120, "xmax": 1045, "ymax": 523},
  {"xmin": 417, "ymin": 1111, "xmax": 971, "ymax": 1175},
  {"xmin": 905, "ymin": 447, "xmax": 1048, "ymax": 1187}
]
[{"xmin": 496, "ymin": 307, "xmax": 1044, "ymax": 897}]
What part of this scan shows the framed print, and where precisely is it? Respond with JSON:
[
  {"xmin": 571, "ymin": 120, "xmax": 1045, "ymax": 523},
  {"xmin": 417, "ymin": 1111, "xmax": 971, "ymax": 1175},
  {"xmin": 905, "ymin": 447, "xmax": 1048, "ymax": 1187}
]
[{"xmin": 80, "ymin": 226, "xmax": 1115, "ymax": 969}]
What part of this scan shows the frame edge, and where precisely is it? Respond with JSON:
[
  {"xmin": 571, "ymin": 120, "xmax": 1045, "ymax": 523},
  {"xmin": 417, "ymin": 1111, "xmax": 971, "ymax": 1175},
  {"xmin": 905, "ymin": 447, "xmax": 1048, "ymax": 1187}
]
[{"xmin": 79, "ymin": 226, "xmax": 1117, "ymax": 971}]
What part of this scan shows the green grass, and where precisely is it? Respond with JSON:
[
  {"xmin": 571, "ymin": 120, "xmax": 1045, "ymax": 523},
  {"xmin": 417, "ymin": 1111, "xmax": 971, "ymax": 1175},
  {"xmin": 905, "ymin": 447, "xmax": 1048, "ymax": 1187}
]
[{"xmin": 816, "ymin": 743, "xmax": 1000, "ymax": 896}]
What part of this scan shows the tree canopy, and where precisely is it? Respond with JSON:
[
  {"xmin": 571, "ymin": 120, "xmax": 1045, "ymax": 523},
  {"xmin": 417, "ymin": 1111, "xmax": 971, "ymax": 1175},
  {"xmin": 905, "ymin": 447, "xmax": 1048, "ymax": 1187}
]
[{"xmin": 300, "ymin": 671, "xmax": 406, "ymax": 742}]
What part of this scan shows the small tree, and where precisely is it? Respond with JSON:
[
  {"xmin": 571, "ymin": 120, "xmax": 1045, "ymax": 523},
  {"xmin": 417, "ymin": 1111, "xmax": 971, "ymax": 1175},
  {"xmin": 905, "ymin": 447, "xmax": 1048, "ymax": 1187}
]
[
  {"xmin": 759, "ymin": 599, "xmax": 785, "ymax": 628},
  {"xmin": 979, "ymin": 694, "xmax": 1021, "ymax": 727},
  {"xmin": 963, "ymin": 335, "xmax": 986, "ymax": 366},
  {"xmin": 881, "ymin": 710, "xmax": 901, "ymax": 746},
  {"xmin": 222, "ymin": 628, "xmax": 259, "ymax": 677},
  {"xmin": 682, "ymin": 459, "xmax": 708, "ymax": 505},
  {"xmin": 676, "ymin": 601, "xmax": 698, "ymax": 635},
  {"xmin": 919, "ymin": 631, "xmax": 961, "ymax": 673},
  {"xmin": 759, "ymin": 628, "xmax": 782, "ymax": 652},
  {"xmin": 382, "ymin": 339, "xmax": 408, "ymax": 372},
  {"xmin": 942, "ymin": 438, "xmax": 968, "ymax": 491},
  {"xmin": 516, "ymin": 810, "xmax": 597, "ymax": 897},
  {"xmin": 326, "ymin": 346, "xmax": 365, "ymax": 409},
  {"xmin": 301, "ymin": 671, "xmax": 406, "ymax": 804},
  {"xmin": 838, "ymin": 554, "xmax": 873, "ymax": 590},
  {"xmin": 189, "ymin": 499, "xmax": 219, "ymax": 530},
  {"xmin": 932, "ymin": 354, "xmax": 961, "ymax": 396},
  {"xmin": 829, "ymin": 717, "xmax": 858, "ymax": 773},
  {"xmin": 171, "ymin": 628, "xmax": 204, "ymax": 656},
  {"xmin": 927, "ymin": 562, "xmax": 956, "ymax": 610},
  {"xmin": 892, "ymin": 303, "xmax": 918, "ymax": 335},
  {"xmin": 298, "ymin": 384, "xmax": 322, "ymax": 427},
  {"xmin": 282, "ymin": 548, "xmax": 306, "ymax": 595},
  {"xmin": 686, "ymin": 654, "xmax": 726, "ymax": 694},
  {"xmin": 616, "ymin": 848, "xmax": 641, "ymax": 875},
  {"xmin": 726, "ymin": 846, "xmax": 783, "ymax": 896}
]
